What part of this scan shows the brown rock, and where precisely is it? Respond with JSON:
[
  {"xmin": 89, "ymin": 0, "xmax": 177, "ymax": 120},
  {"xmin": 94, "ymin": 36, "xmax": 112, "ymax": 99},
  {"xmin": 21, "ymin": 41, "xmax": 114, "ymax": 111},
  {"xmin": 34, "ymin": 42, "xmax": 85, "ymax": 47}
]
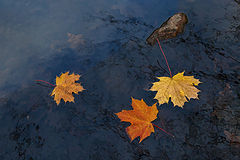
[{"xmin": 146, "ymin": 13, "xmax": 188, "ymax": 46}]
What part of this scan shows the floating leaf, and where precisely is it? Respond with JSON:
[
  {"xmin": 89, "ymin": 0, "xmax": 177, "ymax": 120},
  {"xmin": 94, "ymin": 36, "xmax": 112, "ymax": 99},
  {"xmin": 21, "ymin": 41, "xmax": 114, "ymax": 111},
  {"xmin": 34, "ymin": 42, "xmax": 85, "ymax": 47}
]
[
  {"xmin": 115, "ymin": 97, "xmax": 158, "ymax": 143},
  {"xmin": 150, "ymin": 72, "xmax": 201, "ymax": 108},
  {"xmin": 51, "ymin": 72, "xmax": 84, "ymax": 105}
]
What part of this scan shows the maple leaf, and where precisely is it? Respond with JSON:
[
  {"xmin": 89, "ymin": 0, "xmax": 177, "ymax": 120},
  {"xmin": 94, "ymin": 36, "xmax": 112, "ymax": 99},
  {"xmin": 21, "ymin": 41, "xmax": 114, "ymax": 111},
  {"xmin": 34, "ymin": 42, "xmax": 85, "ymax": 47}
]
[
  {"xmin": 150, "ymin": 72, "xmax": 201, "ymax": 108},
  {"xmin": 224, "ymin": 130, "xmax": 240, "ymax": 144},
  {"xmin": 115, "ymin": 97, "xmax": 158, "ymax": 143},
  {"xmin": 51, "ymin": 72, "xmax": 84, "ymax": 105}
]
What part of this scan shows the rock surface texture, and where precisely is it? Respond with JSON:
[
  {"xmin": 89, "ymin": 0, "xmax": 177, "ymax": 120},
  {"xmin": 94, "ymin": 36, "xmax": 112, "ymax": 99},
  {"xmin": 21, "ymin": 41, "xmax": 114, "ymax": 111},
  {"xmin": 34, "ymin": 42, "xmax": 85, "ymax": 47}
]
[{"xmin": 146, "ymin": 13, "xmax": 188, "ymax": 46}]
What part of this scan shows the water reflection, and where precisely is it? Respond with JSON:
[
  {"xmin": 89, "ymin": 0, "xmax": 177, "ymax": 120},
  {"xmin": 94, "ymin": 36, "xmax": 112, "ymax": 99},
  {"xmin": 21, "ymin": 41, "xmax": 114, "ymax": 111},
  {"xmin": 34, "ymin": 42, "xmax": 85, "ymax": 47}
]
[{"xmin": 0, "ymin": 0, "xmax": 239, "ymax": 159}]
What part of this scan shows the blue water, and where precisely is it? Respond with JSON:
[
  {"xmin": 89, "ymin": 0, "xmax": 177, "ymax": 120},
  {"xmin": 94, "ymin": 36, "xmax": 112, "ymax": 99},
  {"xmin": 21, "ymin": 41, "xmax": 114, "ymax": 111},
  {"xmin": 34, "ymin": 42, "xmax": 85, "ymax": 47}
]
[{"xmin": 0, "ymin": 0, "xmax": 239, "ymax": 159}]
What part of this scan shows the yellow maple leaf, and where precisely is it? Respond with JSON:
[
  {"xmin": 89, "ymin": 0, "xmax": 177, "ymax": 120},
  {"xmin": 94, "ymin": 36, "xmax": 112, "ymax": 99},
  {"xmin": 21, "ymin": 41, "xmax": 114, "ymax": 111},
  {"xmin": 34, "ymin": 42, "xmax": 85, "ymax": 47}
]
[
  {"xmin": 150, "ymin": 72, "xmax": 201, "ymax": 108},
  {"xmin": 115, "ymin": 97, "xmax": 158, "ymax": 143},
  {"xmin": 51, "ymin": 72, "xmax": 84, "ymax": 105}
]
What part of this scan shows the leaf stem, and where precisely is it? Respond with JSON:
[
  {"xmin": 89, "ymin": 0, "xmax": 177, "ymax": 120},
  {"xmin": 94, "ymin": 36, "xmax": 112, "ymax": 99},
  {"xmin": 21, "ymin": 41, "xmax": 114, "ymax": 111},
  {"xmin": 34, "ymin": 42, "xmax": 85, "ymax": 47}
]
[
  {"xmin": 156, "ymin": 38, "xmax": 173, "ymax": 78},
  {"xmin": 152, "ymin": 123, "xmax": 175, "ymax": 138},
  {"xmin": 35, "ymin": 80, "xmax": 56, "ymax": 87}
]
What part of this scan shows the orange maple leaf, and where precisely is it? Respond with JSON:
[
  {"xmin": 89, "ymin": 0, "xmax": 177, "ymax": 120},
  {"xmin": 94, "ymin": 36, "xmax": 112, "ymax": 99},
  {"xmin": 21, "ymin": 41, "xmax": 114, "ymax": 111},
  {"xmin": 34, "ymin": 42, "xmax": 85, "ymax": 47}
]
[
  {"xmin": 115, "ymin": 97, "xmax": 158, "ymax": 143},
  {"xmin": 51, "ymin": 72, "xmax": 84, "ymax": 105}
]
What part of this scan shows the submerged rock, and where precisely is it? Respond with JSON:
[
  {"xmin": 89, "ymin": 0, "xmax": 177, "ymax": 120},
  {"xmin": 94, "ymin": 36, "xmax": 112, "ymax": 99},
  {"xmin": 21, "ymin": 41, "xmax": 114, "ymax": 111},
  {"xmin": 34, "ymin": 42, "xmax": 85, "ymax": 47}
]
[{"xmin": 146, "ymin": 13, "xmax": 188, "ymax": 46}]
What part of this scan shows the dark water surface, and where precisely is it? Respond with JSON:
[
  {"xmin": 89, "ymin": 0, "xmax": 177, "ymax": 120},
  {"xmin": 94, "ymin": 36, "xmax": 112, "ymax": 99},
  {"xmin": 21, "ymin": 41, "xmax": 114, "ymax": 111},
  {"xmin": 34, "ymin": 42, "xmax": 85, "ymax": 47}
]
[{"xmin": 0, "ymin": 0, "xmax": 239, "ymax": 159}]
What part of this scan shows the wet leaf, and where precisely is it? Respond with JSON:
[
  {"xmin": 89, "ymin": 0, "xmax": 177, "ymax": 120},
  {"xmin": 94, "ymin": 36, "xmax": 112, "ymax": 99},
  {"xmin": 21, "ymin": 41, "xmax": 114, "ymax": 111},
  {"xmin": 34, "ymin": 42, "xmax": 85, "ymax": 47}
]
[
  {"xmin": 150, "ymin": 72, "xmax": 201, "ymax": 108},
  {"xmin": 67, "ymin": 33, "xmax": 85, "ymax": 49},
  {"xmin": 224, "ymin": 130, "xmax": 240, "ymax": 144},
  {"xmin": 115, "ymin": 97, "xmax": 158, "ymax": 143},
  {"xmin": 51, "ymin": 72, "xmax": 84, "ymax": 105}
]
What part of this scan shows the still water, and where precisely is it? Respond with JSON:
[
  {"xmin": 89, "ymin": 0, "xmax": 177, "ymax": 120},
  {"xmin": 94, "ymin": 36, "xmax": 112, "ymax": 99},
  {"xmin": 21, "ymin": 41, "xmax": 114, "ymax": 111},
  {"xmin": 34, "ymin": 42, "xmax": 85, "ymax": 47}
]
[{"xmin": 0, "ymin": 0, "xmax": 239, "ymax": 159}]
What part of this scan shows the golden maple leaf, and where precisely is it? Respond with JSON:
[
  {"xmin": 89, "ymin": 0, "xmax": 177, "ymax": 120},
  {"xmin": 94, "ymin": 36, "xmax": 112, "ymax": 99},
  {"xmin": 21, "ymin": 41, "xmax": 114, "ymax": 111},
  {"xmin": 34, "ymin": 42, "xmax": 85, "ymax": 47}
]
[
  {"xmin": 150, "ymin": 72, "xmax": 201, "ymax": 108},
  {"xmin": 115, "ymin": 97, "xmax": 158, "ymax": 143},
  {"xmin": 51, "ymin": 72, "xmax": 84, "ymax": 105}
]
